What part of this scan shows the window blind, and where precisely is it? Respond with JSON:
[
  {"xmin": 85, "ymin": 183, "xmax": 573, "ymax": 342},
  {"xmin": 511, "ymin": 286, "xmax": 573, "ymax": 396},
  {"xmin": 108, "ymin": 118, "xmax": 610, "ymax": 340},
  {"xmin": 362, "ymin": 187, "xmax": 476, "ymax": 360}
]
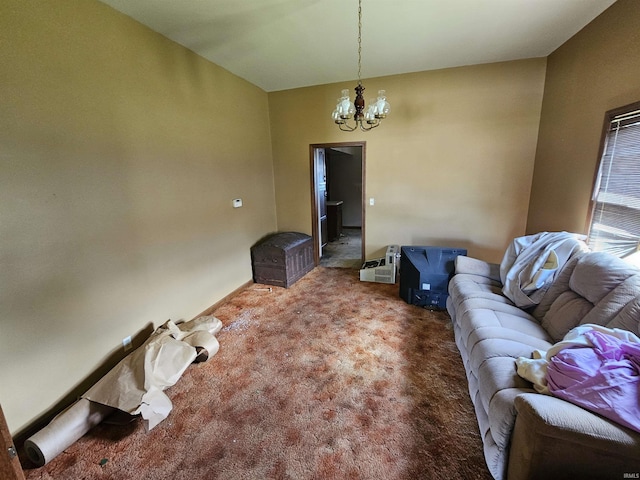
[{"xmin": 588, "ymin": 108, "xmax": 640, "ymax": 257}]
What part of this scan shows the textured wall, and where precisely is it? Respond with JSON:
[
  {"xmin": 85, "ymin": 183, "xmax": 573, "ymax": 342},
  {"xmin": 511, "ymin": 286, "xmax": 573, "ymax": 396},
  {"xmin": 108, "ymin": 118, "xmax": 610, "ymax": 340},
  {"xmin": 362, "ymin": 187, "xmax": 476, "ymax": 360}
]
[
  {"xmin": 0, "ymin": 0, "xmax": 276, "ymax": 433},
  {"xmin": 527, "ymin": 0, "xmax": 640, "ymax": 235}
]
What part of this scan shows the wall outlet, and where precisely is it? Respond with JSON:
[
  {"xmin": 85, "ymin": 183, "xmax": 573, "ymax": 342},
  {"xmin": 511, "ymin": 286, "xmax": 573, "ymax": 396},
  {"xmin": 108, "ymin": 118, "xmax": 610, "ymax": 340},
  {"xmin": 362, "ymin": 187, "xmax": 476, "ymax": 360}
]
[
  {"xmin": 122, "ymin": 335, "xmax": 133, "ymax": 352},
  {"xmin": 233, "ymin": 198, "xmax": 243, "ymax": 208}
]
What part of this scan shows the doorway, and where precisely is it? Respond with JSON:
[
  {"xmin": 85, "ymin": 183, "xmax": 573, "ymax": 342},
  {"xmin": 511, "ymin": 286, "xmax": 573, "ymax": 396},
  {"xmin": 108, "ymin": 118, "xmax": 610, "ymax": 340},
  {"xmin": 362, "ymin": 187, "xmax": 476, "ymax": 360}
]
[{"xmin": 310, "ymin": 142, "xmax": 365, "ymax": 268}]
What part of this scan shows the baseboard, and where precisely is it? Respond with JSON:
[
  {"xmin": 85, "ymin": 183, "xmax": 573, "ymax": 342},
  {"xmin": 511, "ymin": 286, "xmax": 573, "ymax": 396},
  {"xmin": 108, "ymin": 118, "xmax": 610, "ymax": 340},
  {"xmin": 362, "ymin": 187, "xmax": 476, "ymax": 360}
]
[{"xmin": 194, "ymin": 279, "xmax": 254, "ymax": 319}]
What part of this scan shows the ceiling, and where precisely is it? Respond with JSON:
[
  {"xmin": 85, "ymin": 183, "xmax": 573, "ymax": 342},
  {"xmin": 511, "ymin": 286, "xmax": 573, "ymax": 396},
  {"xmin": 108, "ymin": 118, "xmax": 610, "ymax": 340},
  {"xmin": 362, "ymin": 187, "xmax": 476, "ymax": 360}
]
[{"xmin": 98, "ymin": 0, "xmax": 616, "ymax": 92}]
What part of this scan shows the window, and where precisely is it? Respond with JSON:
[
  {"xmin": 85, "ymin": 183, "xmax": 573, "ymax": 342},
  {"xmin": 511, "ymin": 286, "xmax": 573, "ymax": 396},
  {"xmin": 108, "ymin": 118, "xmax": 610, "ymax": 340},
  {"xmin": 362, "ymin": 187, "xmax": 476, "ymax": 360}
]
[{"xmin": 587, "ymin": 101, "xmax": 640, "ymax": 258}]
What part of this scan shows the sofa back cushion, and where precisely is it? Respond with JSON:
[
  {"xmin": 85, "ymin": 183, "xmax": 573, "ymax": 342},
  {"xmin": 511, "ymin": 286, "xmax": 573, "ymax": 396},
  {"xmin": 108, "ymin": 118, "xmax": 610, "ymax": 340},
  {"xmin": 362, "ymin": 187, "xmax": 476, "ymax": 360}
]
[
  {"xmin": 541, "ymin": 291, "xmax": 594, "ymax": 341},
  {"xmin": 609, "ymin": 296, "xmax": 640, "ymax": 333},
  {"xmin": 531, "ymin": 255, "xmax": 581, "ymax": 322},
  {"xmin": 569, "ymin": 252, "xmax": 638, "ymax": 304},
  {"xmin": 540, "ymin": 252, "xmax": 640, "ymax": 342}
]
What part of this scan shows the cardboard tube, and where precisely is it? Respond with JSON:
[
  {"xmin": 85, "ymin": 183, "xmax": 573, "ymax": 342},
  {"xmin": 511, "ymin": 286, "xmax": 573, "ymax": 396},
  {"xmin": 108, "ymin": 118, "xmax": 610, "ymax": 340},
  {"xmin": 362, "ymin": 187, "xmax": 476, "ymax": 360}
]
[
  {"xmin": 182, "ymin": 331, "xmax": 220, "ymax": 362},
  {"xmin": 24, "ymin": 398, "xmax": 115, "ymax": 467}
]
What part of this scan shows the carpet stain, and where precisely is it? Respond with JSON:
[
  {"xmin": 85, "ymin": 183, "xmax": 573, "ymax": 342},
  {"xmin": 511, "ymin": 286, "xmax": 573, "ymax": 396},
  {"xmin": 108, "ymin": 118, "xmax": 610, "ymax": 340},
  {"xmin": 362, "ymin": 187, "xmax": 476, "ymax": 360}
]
[{"xmin": 23, "ymin": 267, "xmax": 491, "ymax": 480}]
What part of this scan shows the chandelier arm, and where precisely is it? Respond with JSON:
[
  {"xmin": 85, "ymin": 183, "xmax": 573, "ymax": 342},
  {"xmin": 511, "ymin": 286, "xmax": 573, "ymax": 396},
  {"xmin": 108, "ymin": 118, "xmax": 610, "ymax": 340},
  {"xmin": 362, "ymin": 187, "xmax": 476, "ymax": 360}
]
[
  {"xmin": 339, "ymin": 122, "xmax": 358, "ymax": 132},
  {"xmin": 359, "ymin": 121, "xmax": 379, "ymax": 132}
]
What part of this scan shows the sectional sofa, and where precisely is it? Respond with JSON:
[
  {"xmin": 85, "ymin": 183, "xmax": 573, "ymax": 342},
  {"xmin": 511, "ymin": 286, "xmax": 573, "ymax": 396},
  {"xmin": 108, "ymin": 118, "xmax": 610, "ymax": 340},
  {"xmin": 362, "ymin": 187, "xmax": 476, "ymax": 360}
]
[{"xmin": 446, "ymin": 238, "xmax": 640, "ymax": 480}]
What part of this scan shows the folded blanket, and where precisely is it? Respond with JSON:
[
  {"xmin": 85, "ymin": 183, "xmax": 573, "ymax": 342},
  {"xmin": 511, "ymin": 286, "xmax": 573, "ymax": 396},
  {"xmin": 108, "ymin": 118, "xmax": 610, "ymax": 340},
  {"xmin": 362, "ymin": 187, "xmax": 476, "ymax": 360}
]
[{"xmin": 516, "ymin": 324, "xmax": 640, "ymax": 433}]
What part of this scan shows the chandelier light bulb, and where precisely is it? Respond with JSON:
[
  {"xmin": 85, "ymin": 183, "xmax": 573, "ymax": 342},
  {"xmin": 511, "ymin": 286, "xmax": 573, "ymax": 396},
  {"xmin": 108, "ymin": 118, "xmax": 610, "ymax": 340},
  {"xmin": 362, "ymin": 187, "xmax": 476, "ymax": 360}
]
[
  {"xmin": 376, "ymin": 90, "xmax": 390, "ymax": 117},
  {"xmin": 365, "ymin": 101, "xmax": 377, "ymax": 122},
  {"xmin": 340, "ymin": 89, "xmax": 355, "ymax": 118}
]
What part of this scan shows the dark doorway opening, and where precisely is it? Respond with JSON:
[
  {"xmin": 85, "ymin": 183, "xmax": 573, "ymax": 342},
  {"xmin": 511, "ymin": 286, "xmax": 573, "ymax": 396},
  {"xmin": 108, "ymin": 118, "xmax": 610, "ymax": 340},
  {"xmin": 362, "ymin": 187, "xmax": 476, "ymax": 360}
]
[{"xmin": 310, "ymin": 142, "xmax": 365, "ymax": 268}]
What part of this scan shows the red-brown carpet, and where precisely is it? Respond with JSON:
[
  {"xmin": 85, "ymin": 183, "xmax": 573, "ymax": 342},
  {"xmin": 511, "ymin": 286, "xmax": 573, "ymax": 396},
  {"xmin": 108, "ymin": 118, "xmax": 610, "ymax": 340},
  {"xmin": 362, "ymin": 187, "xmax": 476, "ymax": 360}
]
[{"xmin": 22, "ymin": 267, "xmax": 491, "ymax": 480}]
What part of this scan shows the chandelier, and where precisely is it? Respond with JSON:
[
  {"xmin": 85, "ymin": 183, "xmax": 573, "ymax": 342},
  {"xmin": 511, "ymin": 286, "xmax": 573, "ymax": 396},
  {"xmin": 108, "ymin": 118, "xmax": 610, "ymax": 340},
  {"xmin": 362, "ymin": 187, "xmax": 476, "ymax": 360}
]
[{"xmin": 332, "ymin": 0, "xmax": 390, "ymax": 132}]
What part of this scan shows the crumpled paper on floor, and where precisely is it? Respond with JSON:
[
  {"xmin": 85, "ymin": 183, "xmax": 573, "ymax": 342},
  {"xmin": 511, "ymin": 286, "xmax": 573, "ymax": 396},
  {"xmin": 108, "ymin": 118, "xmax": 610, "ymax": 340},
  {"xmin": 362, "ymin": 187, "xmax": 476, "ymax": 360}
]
[
  {"xmin": 83, "ymin": 315, "xmax": 222, "ymax": 430},
  {"xmin": 25, "ymin": 315, "xmax": 222, "ymax": 466}
]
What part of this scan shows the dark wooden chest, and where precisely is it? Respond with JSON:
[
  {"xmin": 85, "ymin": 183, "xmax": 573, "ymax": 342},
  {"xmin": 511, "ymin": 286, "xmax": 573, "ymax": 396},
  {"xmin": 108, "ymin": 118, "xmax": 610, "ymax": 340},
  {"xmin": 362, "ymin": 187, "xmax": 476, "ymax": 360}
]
[{"xmin": 251, "ymin": 232, "xmax": 314, "ymax": 288}]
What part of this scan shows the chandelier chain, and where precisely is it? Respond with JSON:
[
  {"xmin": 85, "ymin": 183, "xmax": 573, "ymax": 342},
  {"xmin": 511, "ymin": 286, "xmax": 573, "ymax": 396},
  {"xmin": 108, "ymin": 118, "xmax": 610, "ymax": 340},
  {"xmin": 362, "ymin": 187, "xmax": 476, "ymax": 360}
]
[
  {"xmin": 332, "ymin": 0, "xmax": 389, "ymax": 131},
  {"xmin": 357, "ymin": 0, "xmax": 362, "ymax": 85}
]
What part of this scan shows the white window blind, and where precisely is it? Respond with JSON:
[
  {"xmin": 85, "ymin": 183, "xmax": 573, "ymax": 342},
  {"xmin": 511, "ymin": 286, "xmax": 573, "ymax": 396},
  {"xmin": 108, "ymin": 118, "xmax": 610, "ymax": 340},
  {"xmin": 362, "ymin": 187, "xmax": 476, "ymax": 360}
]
[{"xmin": 588, "ymin": 106, "xmax": 640, "ymax": 258}]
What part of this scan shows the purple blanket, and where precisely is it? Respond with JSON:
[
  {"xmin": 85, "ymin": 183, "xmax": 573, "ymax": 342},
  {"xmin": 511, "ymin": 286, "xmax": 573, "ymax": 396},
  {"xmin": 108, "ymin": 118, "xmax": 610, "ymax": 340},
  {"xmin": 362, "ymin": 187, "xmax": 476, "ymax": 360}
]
[{"xmin": 547, "ymin": 330, "xmax": 640, "ymax": 433}]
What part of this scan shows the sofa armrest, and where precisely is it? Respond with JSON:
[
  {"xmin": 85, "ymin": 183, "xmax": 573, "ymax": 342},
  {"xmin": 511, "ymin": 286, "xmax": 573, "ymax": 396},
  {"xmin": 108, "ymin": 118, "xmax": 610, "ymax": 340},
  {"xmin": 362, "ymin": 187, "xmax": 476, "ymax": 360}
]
[
  {"xmin": 507, "ymin": 393, "xmax": 640, "ymax": 480},
  {"xmin": 454, "ymin": 255, "xmax": 502, "ymax": 283}
]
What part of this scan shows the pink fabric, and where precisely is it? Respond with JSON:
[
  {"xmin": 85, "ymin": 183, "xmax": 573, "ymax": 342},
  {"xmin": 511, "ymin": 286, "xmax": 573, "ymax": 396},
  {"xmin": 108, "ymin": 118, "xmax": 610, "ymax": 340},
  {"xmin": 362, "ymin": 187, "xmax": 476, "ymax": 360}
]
[{"xmin": 547, "ymin": 330, "xmax": 640, "ymax": 433}]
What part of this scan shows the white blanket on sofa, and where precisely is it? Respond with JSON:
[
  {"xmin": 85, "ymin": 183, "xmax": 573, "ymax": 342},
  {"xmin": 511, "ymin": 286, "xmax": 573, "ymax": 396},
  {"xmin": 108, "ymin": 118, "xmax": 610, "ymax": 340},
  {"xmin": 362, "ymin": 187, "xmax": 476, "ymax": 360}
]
[{"xmin": 500, "ymin": 231, "xmax": 587, "ymax": 308}]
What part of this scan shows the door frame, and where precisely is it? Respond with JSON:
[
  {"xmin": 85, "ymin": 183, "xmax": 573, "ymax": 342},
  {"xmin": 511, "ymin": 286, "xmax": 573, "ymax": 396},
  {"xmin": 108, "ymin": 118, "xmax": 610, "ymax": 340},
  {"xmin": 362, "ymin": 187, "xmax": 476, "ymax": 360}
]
[
  {"xmin": 309, "ymin": 141, "xmax": 366, "ymax": 266},
  {"xmin": 0, "ymin": 405, "xmax": 25, "ymax": 480}
]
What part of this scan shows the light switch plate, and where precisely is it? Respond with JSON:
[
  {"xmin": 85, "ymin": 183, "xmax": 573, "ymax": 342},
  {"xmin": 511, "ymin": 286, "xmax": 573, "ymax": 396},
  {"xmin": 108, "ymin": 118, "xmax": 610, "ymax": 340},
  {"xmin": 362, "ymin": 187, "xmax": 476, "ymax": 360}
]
[{"xmin": 233, "ymin": 198, "xmax": 243, "ymax": 208}]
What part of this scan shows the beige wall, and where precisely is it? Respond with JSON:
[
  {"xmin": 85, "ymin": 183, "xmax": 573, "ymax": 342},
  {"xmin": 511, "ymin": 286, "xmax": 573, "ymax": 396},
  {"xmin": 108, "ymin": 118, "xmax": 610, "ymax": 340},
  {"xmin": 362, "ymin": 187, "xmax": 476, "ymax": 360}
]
[
  {"xmin": 269, "ymin": 59, "xmax": 546, "ymax": 263},
  {"xmin": 527, "ymin": 0, "xmax": 640, "ymax": 234},
  {"xmin": 0, "ymin": 0, "xmax": 276, "ymax": 433}
]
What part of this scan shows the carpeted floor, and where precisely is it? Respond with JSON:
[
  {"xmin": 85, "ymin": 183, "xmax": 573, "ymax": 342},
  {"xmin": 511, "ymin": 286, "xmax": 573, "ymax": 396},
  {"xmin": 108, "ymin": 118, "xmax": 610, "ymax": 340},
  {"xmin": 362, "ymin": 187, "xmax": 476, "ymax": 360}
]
[{"xmin": 22, "ymin": 267, "xmax": 491, "ymax": 480}]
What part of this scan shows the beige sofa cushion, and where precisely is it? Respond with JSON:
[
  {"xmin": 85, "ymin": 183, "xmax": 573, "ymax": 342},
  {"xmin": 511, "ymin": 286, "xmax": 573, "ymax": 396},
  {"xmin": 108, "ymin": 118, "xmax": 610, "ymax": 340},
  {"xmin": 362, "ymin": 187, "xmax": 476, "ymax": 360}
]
[
  {"xmin": 570, "ymin": 251, "xmax": 638, "ymax": 303},
  {"xmin": 609, "ymin": 296, "xmax": 640, "ymax": 335},
  {"xmin": 542, "ymin": 291, "xmax": 594, "ymax": 342},
  {"xmin": 541, "ymin": 252, "xmax": 640, "ymax": 342}
]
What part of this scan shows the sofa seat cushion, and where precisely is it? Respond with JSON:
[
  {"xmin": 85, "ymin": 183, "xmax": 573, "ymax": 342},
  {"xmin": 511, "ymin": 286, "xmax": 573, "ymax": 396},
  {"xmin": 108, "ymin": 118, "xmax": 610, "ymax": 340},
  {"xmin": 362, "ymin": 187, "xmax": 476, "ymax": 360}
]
[
  {"xmin": 467, "ymin": 325, "xmax": 552, "ymax": 353},
  {"xmin": 457, "ymin": 307, "xmax": 549, "ymax": 352},
  {"xmin": 448, "ymin": 273, "xmax": 506, "ymax": 307},
  {"xmin": 477, "ymin": 357, "xmax": 533, "ymax": 411},
  {"xmin": 469, "ymin": 335, "xmax": 550, "ymax": 373},
  {"xmin": 453, "ymin": 296, "xmax": 532, "ymax": 327}
]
